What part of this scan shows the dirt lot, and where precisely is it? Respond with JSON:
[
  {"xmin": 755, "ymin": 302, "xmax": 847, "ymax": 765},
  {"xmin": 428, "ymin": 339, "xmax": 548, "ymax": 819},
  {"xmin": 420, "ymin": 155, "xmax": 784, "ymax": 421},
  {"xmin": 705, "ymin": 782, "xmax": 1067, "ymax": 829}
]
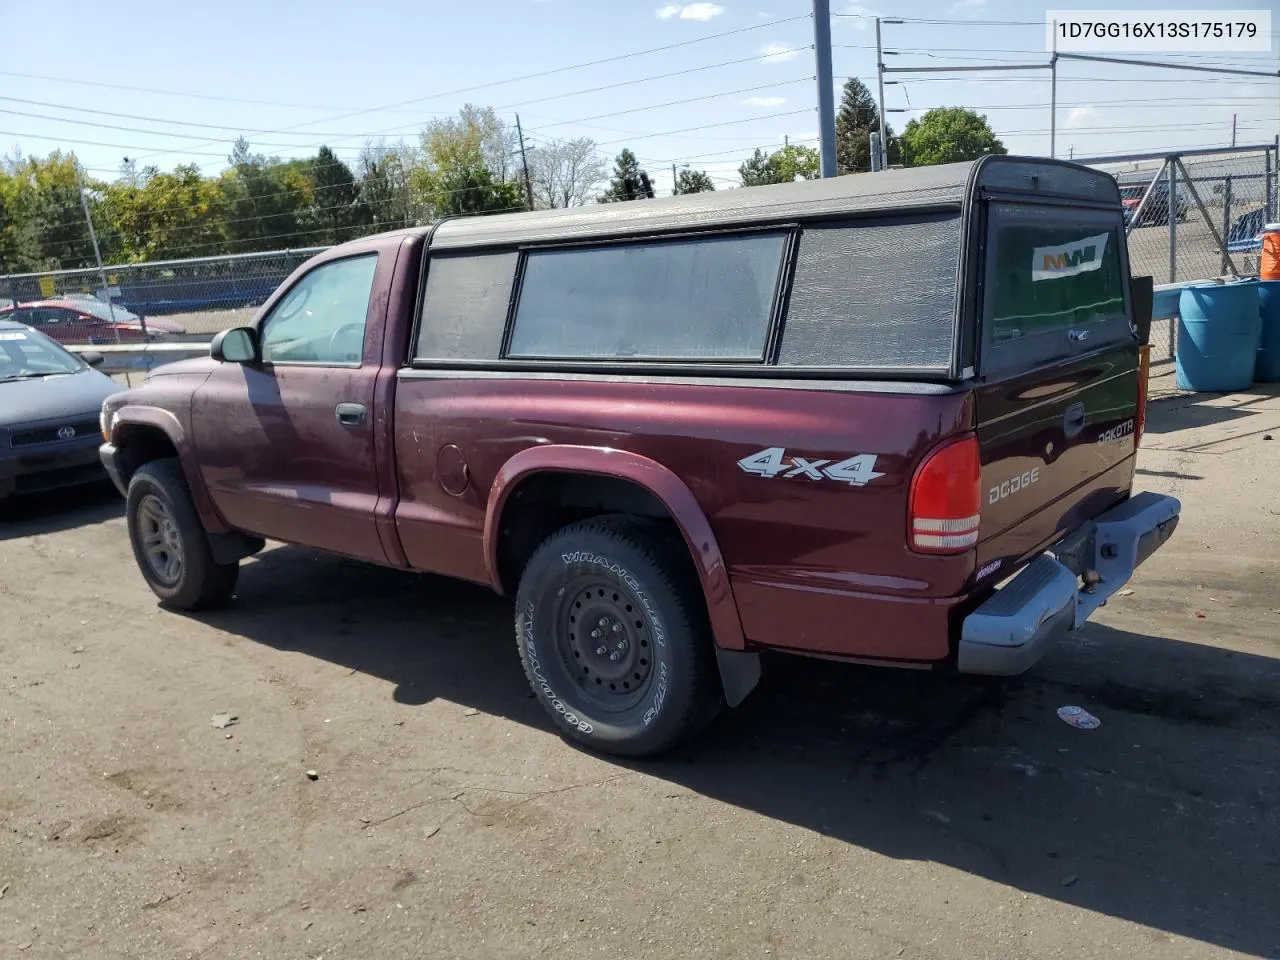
[{"xmin": 2, "ymin": 385, "xmax": 1278, "ymax": 960}]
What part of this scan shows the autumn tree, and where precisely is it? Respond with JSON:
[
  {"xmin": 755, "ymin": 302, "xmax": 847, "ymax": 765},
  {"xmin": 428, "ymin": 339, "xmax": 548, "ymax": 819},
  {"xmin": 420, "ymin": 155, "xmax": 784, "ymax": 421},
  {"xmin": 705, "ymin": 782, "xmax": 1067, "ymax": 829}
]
[
  {"xmin": 100, "ymin": 163, "xmax": 227, "ymax": 261},
  {"xmin": 900, "ymin": 107, "xmax": 1007, "ymax": 167},
  {"xmin": 0, "ymin": 152, "xmax": 103, "ymax": 271},
  {"xmin": 417, "ymin": 106, "xmax": 525, "ymax": 217}
]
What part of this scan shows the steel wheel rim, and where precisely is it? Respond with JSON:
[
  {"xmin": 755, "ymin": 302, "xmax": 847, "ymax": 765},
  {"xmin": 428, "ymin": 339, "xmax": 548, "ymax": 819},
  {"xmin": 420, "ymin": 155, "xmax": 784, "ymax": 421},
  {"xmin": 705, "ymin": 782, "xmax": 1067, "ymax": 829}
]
[
  {"xmin": 554, "ymin": 574, "xmax": 654, "ymax": 713},
  {"xmin": 137, "ymin": 493, "xmax": 183, "ymax": 585}
]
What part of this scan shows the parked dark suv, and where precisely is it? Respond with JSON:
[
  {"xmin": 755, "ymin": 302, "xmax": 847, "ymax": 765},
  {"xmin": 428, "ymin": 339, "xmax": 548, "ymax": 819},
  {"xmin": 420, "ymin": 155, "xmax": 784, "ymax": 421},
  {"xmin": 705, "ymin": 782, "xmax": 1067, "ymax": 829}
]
[{"xmin": 99, "ymin": 156, "xmax": 1181, "ymax": 757}]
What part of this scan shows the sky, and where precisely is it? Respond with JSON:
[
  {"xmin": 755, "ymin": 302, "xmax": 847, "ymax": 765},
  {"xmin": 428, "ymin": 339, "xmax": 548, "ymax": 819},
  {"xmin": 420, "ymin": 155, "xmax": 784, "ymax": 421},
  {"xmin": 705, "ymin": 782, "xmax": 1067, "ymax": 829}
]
[{"xmin": 0, "ymin": 0, "xmax": 1277, "ymax": 197}]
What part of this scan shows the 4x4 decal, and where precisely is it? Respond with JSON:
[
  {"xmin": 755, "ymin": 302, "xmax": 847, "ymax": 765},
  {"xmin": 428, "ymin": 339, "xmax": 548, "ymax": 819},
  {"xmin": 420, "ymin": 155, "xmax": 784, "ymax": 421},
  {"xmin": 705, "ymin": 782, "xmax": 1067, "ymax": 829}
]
[{"xmin": 736, "ymin": 447, "xmax": 885, "ymax": 486}]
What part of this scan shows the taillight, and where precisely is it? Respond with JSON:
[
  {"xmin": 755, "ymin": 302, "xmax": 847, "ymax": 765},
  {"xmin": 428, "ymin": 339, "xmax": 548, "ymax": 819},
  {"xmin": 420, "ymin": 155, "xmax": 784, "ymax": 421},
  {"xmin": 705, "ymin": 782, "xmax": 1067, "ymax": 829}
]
[{"xmin": 909, "ymin": 434, "xmax": 982, "ymax": 555}]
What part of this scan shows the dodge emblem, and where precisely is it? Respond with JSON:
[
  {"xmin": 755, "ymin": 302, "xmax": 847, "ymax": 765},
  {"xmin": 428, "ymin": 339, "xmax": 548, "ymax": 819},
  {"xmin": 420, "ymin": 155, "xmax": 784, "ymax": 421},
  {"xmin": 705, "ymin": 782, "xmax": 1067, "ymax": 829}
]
[{"xmin": 57, "ymin": 425, "xmax": 76, "ymax": 440}]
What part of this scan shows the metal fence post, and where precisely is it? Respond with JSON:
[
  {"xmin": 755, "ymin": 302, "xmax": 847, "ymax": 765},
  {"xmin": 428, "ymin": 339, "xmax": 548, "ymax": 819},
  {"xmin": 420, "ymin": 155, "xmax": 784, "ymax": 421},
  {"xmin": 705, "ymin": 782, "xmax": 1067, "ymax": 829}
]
[
  {"xmin": 1168, "ymin": 159, "xmax": 1178, "ymax": 285},
  {"xmin": 1268, "ymin": 144, "xmax": 1276, "ymax": 222},
  {"xmin": 1221, "ymin": 173, "xmax": 1233, "ymax": 275},
  {"xmin": 1167, "ymin": 159, "xmax": 1177, "ymax": 358}
]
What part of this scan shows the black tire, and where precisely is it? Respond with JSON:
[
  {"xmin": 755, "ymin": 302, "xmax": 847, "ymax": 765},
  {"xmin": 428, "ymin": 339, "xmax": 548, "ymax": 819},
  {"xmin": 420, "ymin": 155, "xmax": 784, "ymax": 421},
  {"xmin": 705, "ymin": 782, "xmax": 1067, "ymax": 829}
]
[
  {"xmin": 514, "ymin": 515, "xmax": 723, "ymax": 758},
  {"xmin": 125, "ymin": 458, "xmax": 238, "ymax": 611}
]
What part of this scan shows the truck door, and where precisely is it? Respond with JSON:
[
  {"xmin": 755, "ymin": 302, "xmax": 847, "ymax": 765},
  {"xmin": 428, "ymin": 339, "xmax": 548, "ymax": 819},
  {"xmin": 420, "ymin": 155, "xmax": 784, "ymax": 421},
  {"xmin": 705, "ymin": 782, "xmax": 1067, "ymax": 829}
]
[{"xmin": 191, "ymin": 252, "xmax": 388, "ymax": 564}]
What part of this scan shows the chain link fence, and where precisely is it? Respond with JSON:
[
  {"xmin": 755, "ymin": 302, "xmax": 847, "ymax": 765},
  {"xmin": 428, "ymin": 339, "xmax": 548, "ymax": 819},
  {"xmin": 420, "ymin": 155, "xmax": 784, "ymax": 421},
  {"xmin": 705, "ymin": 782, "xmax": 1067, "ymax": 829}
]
[
  {"xmin": 1083, "ymin": 143, "xmax": 1278, "ymax": 362},
  {"xmin": 1, "ymin": 248, "xmax": 327, "ymax": 337}
]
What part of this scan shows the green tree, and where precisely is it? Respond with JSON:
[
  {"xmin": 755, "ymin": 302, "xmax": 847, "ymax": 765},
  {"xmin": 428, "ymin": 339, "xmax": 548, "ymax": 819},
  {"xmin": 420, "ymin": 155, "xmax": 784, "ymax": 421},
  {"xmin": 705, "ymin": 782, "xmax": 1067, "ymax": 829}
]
[
  {"xmin": 357, "ymin": 140, "xmax": 427, "ymax": 230},
  {"xmin": 738, "ymin": 148, "xmax": 773, "ymax": 187},
  {"xmin": 220, "ymin": 138, "xmax": 314, "ymax": 252},
  {"xmin": 738, "ymin": 145, "xmax": 821, "ymax": 187},
  {"xmin": 835, "ymin": 78, "xmax": 899, "ymax": 173},
  {"xmin": 599, "ymin": 149, "xmax": 654, "ymax": 202},
  {"xmin": 306, "ymin": 146, "xmax": 364, "ymax": 245},
  {"xmin": 673, "ymin": 169, "xmax": 716, "ymax": 194},
  {"xmin": 900, "ymin": 107, "xmax": 1007, "ymax": 167},
  {"xmin": 418, "ymin": 107, "xmax": 526, "ymax": 217},
  {"xmin": 768, "ymin": 144, "xmax": 821, "ymax": 183}
]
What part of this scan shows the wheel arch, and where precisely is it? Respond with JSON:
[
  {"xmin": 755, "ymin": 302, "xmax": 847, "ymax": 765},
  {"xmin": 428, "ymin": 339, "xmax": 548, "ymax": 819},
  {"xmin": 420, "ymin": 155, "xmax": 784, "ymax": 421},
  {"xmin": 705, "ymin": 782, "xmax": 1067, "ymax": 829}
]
[
  {"xmin": 109, "ymin": 407, "xmax": 229, "ymax": 535},
  {"xmin": 484, "ymin": 446, "xmax": 748, "ymax": 655}
]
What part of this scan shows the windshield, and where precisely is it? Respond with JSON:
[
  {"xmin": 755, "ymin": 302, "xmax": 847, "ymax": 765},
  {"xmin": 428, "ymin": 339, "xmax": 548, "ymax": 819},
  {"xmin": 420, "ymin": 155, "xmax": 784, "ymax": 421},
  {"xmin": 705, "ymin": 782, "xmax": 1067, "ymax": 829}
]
[
  {"xmin": 0, "ymin": 327, "xmax": 89, "ymax": 380},
  {"xmin": 69, "ymin": 299, "xmax": 139, "ymax": 323}
]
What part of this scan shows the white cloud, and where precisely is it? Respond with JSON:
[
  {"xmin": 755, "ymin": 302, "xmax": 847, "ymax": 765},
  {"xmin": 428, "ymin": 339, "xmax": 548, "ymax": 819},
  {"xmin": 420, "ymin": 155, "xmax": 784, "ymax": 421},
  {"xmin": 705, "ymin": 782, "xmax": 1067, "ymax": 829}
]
[
  {"xmin": 742, "ymin": 95, "xmax": 788, "ymax": 107},
  {"xmin": 656, "ymin": 2, "xmax": 725, "ymax": 20},
  {"xmin": 1066, "ymin": 105, "xmax": 1098, "ymax": 127},
  {"xmin": 759, "ymin": 42, "xmax": 800, "ymax": 63},
  {"xmin": 949, "ymin": 0, "xmax": 986, "ymax": 11}
]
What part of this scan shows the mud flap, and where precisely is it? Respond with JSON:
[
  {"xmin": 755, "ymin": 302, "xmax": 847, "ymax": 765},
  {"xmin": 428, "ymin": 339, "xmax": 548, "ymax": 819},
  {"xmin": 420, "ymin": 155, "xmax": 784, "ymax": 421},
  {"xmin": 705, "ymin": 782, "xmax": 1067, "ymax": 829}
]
[{"xmin": 714, "ymin": 646, "xmax": 762, "ymax": 707}]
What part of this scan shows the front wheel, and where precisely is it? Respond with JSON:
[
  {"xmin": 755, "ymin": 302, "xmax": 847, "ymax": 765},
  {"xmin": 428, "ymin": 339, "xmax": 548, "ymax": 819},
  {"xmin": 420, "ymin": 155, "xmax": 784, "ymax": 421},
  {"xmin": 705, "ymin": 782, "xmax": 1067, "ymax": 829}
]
[
  {"xmin": 514, "ymin": 515, "xmax": 723, "ymax": 758},
  {"xmin": 126, "ymin": 459, "xmax": 238, "ymax": 610}
]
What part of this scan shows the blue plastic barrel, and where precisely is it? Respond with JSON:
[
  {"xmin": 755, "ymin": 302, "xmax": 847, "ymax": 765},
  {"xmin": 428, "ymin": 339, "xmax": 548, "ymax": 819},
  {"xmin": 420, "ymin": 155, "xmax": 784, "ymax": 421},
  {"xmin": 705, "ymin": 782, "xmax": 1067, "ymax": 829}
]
[
  {"xmin": 1175, "ymin": 278, "xmax": 1262, "ymax": 392},
  {"xmin": 1256, "ymin": 280, "xmax": 1280, "ymax": 383}
]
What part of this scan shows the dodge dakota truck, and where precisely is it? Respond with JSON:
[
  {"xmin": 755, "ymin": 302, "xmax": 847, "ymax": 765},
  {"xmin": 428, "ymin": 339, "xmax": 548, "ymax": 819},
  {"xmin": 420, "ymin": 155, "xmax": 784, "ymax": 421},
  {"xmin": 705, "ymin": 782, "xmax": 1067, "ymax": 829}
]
[{"xmin": 99, "ymin": 155, "xmax": 1181, "ymax": 757}]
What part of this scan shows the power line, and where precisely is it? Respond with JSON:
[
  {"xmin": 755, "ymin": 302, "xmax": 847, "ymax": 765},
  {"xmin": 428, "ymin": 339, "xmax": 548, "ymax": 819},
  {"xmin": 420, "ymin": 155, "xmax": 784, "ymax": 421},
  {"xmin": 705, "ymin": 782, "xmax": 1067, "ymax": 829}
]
[{"xmin": 120, "ymin": 13, "xmax": 813, "ymax": 164}]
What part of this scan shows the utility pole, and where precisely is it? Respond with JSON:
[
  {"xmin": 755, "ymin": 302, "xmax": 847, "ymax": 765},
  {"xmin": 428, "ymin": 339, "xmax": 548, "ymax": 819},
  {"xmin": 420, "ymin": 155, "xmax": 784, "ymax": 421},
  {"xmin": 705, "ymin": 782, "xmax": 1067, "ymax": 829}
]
[
  {"xmin": 77, "ymin": 167, "xmax": 131, "ymax": 343},
  {"xmin": 672, "ymin": 163, "xmax": 679, "ymax": 195},
  {"xmin": 515, "ymin": 113, "xmax": 534, "ymax": 212},
  {"xmin": 876, "ymin": 18, "xmax": 889, "ymax": 171},
  {"xmin": 813, "ymin": 0, "xmax": 837, "ymax": 178},
  {"xmin": 1050, "ymin": 19, "xmax": 1058, "ymax": 158},
  {"xmin": 1231, "ymin": 113, "xmax": 1238, "ymax": 147}
]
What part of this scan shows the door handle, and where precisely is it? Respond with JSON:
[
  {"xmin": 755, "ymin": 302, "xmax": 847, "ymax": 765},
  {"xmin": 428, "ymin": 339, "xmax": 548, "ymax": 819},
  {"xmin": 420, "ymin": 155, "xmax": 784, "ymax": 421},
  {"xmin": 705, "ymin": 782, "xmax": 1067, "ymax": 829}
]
[
  {"xmin": 335, "ymin": 402, "xmax": 367, "ymax": 427},
  {"xmin": 1063, "ymin": 402, "xmax": 1086, "ymax": 438}
]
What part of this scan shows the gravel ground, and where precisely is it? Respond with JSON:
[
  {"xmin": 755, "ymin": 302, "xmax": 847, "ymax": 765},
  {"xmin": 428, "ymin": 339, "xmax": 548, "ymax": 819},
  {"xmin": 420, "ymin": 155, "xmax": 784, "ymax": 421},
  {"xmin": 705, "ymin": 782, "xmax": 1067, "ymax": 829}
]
[{"xmin": 1, "ymin": 386, "xmax": 1278, "ymax": 960}]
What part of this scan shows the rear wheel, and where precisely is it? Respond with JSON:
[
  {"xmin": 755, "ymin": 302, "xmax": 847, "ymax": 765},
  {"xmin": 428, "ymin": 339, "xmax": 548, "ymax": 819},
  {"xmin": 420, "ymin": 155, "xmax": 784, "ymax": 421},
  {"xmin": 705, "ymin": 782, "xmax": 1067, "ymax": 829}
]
[
  {"xmin": 514, "ymin": 515, "xmax": 722, "ymax": 758},
  {"xmin": 126, "ymin": 459, "xmax": 238, "ymax": 610}
]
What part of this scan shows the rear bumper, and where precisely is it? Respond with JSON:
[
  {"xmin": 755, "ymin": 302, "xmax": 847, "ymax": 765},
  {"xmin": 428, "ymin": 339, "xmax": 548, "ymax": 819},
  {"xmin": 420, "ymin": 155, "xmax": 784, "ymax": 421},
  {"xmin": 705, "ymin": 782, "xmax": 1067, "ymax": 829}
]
[{"xmin": 958, "ymin": 491, "xmax": 1181, "ymax": 676}]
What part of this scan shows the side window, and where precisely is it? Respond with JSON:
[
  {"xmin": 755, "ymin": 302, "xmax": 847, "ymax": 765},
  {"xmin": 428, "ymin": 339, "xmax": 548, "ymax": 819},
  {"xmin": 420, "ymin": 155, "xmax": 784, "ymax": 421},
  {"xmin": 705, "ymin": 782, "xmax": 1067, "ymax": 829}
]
[
  {"xmin": 779, "ymin": 214, "xmax": 961, "ymax": 371},
  {"xmin": 260, "ymin": 254, "xmax": 378, "ymax": 365},
  {"xmin": 415, "ymin": 251, "xmax": 517, "ymax": 361},
  {"xmin": 29, "ymin": 308, "xmax": 68, "ymax": 328},
  {"xmin": 507, "ymin": 232, "xmax": 787, "ymax": 362}
]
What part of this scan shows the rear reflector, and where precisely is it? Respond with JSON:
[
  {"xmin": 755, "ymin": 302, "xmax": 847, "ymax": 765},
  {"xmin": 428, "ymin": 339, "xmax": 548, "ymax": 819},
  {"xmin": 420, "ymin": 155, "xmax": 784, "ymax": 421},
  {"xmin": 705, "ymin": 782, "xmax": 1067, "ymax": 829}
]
[{"xmin": 909, "ymin": 434, "xmax": 983, "ymax": 555}]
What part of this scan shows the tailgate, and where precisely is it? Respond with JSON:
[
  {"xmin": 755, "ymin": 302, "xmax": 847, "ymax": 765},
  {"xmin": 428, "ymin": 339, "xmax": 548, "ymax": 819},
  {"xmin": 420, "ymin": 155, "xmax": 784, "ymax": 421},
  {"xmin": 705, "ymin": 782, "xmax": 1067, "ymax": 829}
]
[
  {"xmin": 973, "ymin": 200, "xmax": 1139, "ymax": 568},
  {"xmin": 975, "ymin": 347, "xmax": 1137, "ymax": 559}
]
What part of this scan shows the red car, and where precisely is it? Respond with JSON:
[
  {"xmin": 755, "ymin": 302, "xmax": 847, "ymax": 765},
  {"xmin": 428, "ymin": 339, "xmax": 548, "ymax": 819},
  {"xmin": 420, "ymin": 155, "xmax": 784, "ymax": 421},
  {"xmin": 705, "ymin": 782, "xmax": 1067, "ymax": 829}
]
[
  {"xmin": 99, "ymin": 156, "xmax": 1180, "ymax": 758},
  {"xmin": 0, "ymin": 298, "xmax": 186, "ymax": 345}
]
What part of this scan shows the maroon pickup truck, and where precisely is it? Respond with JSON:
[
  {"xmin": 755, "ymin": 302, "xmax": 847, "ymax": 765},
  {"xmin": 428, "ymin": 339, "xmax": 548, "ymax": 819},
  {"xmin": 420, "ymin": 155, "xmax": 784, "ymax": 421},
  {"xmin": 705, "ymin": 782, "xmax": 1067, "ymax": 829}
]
[{"xmin": 99, "ymin": 156, "xmax": 1180, "ymax": 757}]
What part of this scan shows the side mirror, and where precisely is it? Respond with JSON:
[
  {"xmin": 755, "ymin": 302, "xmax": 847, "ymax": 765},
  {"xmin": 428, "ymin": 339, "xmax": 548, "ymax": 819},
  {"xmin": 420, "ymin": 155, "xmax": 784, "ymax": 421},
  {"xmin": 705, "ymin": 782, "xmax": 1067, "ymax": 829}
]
[
  {"xmin": 1130, "ymin": 275, "xmax": 1154, "ymax": 346},
  {"xmin": 211, "ymin": 326, "xmax": 259, "ymax": 364},
  {"xmin": 81, "ymin": 350, "xmax": 105, "ymax": 368}
]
